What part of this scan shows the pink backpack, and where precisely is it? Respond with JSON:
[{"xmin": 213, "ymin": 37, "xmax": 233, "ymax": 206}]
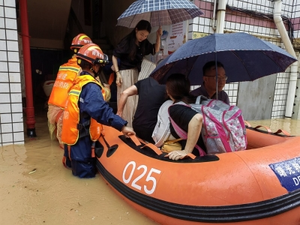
[{"xmin": 169, "ymin": 96, "xmax": 247, "ymax": 155}]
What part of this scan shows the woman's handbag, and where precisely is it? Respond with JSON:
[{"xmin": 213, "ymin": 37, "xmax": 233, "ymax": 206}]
[{"xmin": 161, "ymin": 138, "xmax": 182, "ymax": 153}]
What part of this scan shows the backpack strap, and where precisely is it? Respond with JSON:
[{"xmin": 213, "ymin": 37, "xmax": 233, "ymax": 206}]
[
  {"xmin": 195, "ymin": 95, "xmax": 208, "ymax": 104},
  {"xmin": 168, "ymin": 104, "xmax": 206, "ymax": 156}
]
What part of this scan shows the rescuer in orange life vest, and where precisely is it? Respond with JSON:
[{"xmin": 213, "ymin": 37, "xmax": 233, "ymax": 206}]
[
  {"xmin": 47, "ymin": 33, "xmax": 95, "ymax": 148},
  {"xmin": 61, "ymin": 43, "xmax": 135, "ymax": 178}
]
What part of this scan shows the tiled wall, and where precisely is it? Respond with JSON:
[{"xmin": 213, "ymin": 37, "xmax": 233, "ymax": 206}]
[
  {"xmin": 189, "ymin": 0, "xmax": 299, "ymax": 118},
  {"xmin": 0, "ymin": 0, "xmax": 24, "ymax": 146}
]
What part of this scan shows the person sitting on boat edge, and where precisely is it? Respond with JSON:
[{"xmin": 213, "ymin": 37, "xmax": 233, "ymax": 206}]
[
  {"xmin": 117, "ymin": 77, "xmax": 167, "ymax": 143},
  {"xmin": 190, "ymin": 61, "xmax": 230, "ymax": 104},
  {"xmin": 165, "ymin": 73, "xmax": 207, "ymax": 161},
  {"xmin": 61, "ymin": 43, "xmax": 135, "ymax": 178}
]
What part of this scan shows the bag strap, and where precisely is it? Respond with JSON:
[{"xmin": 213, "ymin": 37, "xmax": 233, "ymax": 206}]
[
  {"xmin": 168, "ymin": 107, "xmax": 206, "ymax": 156},
  {"xmin": 195, "ymin": 95, "xmax": 208, "ymax": 105},
  {"xmin": 169, "ymin": 116, "xmax": 188, "ymax": 139}
]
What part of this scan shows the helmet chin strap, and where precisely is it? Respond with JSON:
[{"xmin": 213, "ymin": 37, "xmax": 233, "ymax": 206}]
[
  {"xmin": 94, "ymin": 67, "xmax": 102, "ymax": 78},
  {"xmin": 89, "ymin": 67, "xmax": 96, "ymax": 77},
  {"xmin": 90, "ymin": 65, "xmax": 102, "ymax": 78}
]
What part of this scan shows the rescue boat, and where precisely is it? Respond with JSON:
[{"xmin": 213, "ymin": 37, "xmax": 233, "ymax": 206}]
[{"xmin": 95, "ymin": 124, "xmax": 300, "ymax": 225}]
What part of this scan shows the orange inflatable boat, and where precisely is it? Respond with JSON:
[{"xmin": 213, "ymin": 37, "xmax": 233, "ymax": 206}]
[{"xmin": 95, "ymin": 125, "xmax": 300, "ymax": 225}]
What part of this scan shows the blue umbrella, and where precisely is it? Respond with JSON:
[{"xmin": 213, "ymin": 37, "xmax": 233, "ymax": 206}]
[
  {"xmin": 117, "ymin": 0, "xmax": 203, "ymax": 28},
  {"xmin": 150, "ymin": 32, "xmax": 298, "ymax": 85}
]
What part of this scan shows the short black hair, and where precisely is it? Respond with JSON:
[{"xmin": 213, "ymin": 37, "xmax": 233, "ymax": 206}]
[
  {"xmin": 203, "ymin": 61, "xmax": 224, "ymax": 76},
  {"xmin": 77, "ymin": 58, "xmax": 92, "ymax": 70}
]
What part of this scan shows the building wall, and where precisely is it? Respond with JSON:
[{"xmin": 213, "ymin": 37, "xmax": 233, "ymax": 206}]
[
  {"xmin": 28, "ymin": 0, "xmax": 72, "ymax": 49},
  {"xmin": 0, "ymin": 0, "xmax": 24, "ymax": 146},
  {"xmin": 103, "ymin": 0, "xmax": 136, "ymax": 47}
]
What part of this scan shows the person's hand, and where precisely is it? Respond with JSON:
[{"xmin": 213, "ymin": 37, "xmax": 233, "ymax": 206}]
[
  {"xmin": 166, "ymin": 150, "xmax": 188, "ymax": 161},
  {"xmin": 116, "ymin": 72, "xmax": 122, "ymax": 86},
  {"xmin": 116, "ymin": 111, "xmax": 122, "ymax": 117},
  {"xmin": 157, "ymin": 26, "xmax": 162, "ymax": 37},
  {"xmin": 121, "ymin": 126, "xmax": 135, "ymax": 137}
]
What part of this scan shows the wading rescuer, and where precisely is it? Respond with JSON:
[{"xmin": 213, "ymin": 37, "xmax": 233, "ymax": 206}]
[
  {"xmin": 61, "ymin": 43, "xmax": 135, "ymax": 178},
  {"xmin": 47, "ymin": 33, "xmax": 93, "ymax": 148}
]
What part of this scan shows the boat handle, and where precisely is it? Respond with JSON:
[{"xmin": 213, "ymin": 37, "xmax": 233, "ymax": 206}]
[
  {"xmin": 244, "ymin": 121, "xmax": 251, "ymax": 127},
  {"xmin": 253, "ymin": 125, "xmax": 272, "ymax": 133},
  {"xmin": 128, "ymin": 135, "xmax": 141, "ymax": 146},
  {"xmin": 185, "ymin": 153, "xmax": 196, "ymax": 159},
  {"xmin": 141, "ymin": 143, "xmax": 163, "ymax": 156},
  {"xmin": 273, "ymin": 129, "xmax": 290, "ymax": 136},
  {"xmin": 164, "ymin": 153, "xmax": 196, "ymax": 160},
  {"xmin": 128, "ymin": 135, "xmax": 163, "ymax": 156}
]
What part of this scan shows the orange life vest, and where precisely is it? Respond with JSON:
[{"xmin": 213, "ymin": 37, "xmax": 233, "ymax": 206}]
[
  {"xmin": 61, "ymin": 75, "xmax": 104, "ymax": 145},
  {"xmin": 48, "ymin": 56, "xmax": 81, "ymax": 108}
]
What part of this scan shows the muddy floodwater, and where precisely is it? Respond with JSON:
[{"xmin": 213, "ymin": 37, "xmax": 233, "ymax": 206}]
[
  {"xmin": 0, "ymin": 111, "xmax": 158, "ymax": 225},
  {"xmin": 1, "ymin": 110, "xmax": 300, "ymax": 225}
]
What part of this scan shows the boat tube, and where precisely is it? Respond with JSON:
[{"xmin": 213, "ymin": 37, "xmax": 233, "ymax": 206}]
[{"xmin": 96, "ymin": 125, "xmax": 300, "ymax": 225}]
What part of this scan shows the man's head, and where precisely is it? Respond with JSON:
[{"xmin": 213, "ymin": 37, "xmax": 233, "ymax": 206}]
[{"xmin": 202, "ymin": 61, "xmax": 227, "ymax": 95}]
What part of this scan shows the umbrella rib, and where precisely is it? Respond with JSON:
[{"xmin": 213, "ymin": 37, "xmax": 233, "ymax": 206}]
[
  {"xmin": 229, "ymin": 51, "xmax": 254, "ymax": 80},
  {"xmin": 129, "ymin": 15, "xmax": 135, "ymax": 28},
  {"xmin": 150, "ymin": 33, "xmax": 297, "ymax": 85},
  {"xmin": 259, "ymin": 38, "xmax": 286, "ymax": 64},
  {"xmin": 231, "ymin": 50, "xmax": 288, "ymax": 78},
  {"xmin": 117, "ymin": 0, "xmax": 203, "ymax": 28},
  {"xmin": 261, "ymin": 50, "xmax": 290, "ymax": 70}
]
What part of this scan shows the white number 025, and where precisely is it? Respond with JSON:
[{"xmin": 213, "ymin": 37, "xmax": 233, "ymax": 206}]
[{"xmin": 122, "ymin": 161, "xmax": 161, "ymax": 195}]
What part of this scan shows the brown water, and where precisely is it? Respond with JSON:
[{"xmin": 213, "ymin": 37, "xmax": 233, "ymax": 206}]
[
  {"xmin": 246, "ymin": 118, "xmax": 300, "ymax": 136},
  {"xmin": 1, "ymin": 111, "xmax": 300, "ymax": 225},
  {"xmin": 0, "ymin": 111, "xmax": 158, "ymax": 225}
]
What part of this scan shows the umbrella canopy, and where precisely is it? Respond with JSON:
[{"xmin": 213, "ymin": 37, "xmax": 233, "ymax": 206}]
[
  {"xmin": 117, "ymin": 0, "xmax": 203, "ymax": 28},
  {"xmin": 150, "ymin": 32, "xmax": 298, "ymax": 85}
]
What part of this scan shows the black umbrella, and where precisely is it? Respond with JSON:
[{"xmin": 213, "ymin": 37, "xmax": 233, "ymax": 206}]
[{"xmin": 151, "ymin": 32, "xmax": 297, "ymax": 85}]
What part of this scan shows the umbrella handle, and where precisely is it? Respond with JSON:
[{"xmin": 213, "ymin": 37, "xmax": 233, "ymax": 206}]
[
  {"xmin": 215, "ymin": 58, "xmax": 218, "ymax": 100},
  {"xmin": 156, "ymin": 26, "xmax": 163, "ymax": 59}
]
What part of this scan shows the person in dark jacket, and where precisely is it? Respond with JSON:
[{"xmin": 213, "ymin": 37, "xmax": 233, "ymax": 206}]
[{"xmin": 190, "ymin": 61, "xmax": 230, "ymax": 104}]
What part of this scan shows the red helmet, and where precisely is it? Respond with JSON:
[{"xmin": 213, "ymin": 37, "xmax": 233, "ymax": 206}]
[
  {"xmin": 70, "ymin": 33, "xmax": 92, "ymax": 53},
  {"xmin": 76, "ymin": 43, "xmax": 109, "ymax": 65}
]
